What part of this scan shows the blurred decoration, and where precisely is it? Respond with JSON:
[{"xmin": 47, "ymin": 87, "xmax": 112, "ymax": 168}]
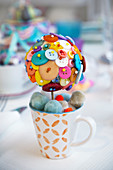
[
  {"xmin": 5, "ymin": 0, "xmax": 56, "ymax": 44},
  {"xmin": 100, "ymin": 0, "xmax": 113, "ymax": 64},
  {"xmin": 56, "ymin": 21, "xmax": 81, "ymax": 38},
  {"xmin": 8, "ymin": 0, "xmax": 43, "ymax": 24},
  {"xmin": 0, "ymin": 0, "xmax": 56, "ymax": 65}
]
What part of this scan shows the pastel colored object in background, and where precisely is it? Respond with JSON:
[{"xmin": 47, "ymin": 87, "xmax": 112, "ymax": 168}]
[{"xmin": 56, "ymin": 21, "xmax": 81, "ymax": 38}]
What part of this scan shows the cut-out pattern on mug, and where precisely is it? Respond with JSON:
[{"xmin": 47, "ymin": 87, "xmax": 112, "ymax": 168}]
[
  {"xmin": 62, "ymin": 145, "xmax": 67, "ymax": 152},
  {"xmin": 52, "ymin": 138, "xmax": 59, "ymax": 144},
  {"xmin": 62, "ymin": 119, "xmax": 68, "ymax": 125},
  {"xmin": 37, "ymin": 134, "xmax": 41, "ymax": 138},
  {"xmin": 62, "ymin": 137, "xmax": 67, "ymax": 142},
  {"xmin": 42, "ymin": 119, "xmax": 49, "ymax": 127},
  {"xmin": 36, "ymin": 124, "xmax": 41, "ymax": 132},
  {"xmin": 52, "ymin": 120, "xmax": 60, "ymax": 127},
  {"xmin": 35, "ymin": 117, "xmax": 40, "ymax": 122},
  {"xmin": 43, "ymin": 136, "xmax": 50, "ymax": 144},
  {"xmin": 62, "ymin": 128, "xmax": 68, "ymax": 135},
  {"xmin": 52, "ymin": 146, "xmax": 59, "ymax": 152},
  {"xmin": 33, "ymin": 111, "xmax": 69, "ymax": 159},
  {"xmin": 43, "ymin": 128, "xmax": 50, "ymax": 134},
  {"xmin": 51, "ymin": 129, "xmax": 60, "ymax": 136},
  {"xmin": 44, "ymin": 146, "xmax": 50, "ymax": 150}
]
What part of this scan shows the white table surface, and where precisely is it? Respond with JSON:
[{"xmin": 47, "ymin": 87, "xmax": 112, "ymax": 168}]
[{"xmin": 0, "ymin": 42, "xmax": 113, "ymax": 170}]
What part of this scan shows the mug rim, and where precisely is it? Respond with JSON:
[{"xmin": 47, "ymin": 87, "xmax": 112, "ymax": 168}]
[{"xmin": 29, "ymin": 102, "xmax": 82, "ymax": 115}]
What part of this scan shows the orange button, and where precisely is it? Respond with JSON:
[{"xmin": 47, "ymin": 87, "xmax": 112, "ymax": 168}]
[
  {"xmin": 35, "ymin": 70, "xmax": 50, "ymax": 86},
  {"xmin": 70, "ymin": 67, "xmax": 78, "ymax": 82},
  {"xmin": 43, "ymin": 35, "xmax": 58, "ymax": 42},
  {"xmin": 39, "ymin": 61, "xmax": 59, "ymax": 81},
  {"xmin": 26, "ymin": 61, "xmax": 36, "ymax": 76}
]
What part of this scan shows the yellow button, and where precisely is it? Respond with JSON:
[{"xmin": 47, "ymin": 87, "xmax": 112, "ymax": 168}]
[
  {"xmin": 31, "ymin": 63, "xmax": 39, "ymax": 70},
  {"xmin": 67, "ymin": 50, "xmax": 74, "ymax": 59},
  {"xmin": 35, "ymin": 70, "xmax": 50, "ymax": 86}
]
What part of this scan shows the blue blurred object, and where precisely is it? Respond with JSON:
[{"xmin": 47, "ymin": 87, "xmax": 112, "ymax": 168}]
[{"xmin": 56, "ymin": 21, "xmax": 81, "ymax": 38}]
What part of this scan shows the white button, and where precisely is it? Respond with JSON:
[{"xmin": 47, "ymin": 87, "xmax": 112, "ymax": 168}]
[
  {"xmin": 55, "ymin": 57, "xmax": 68, "ymax": 67},
  {"xmin": 45, "ymin": 49, "xmax": 58, "ymax": 60},
  {"xmin": 57, "ymin": 40, "xmax": 71, "ymax": 50}
]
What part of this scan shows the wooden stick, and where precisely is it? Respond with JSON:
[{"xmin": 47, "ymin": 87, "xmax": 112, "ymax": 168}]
[{"xmin": 51, "ymin": 91, "xmax": 54, "ymax": 100}]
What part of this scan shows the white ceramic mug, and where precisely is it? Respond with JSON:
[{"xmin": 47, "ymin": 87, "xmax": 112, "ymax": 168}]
[
  {"xmin": 0, "ymin": 64, "xmax": 29, "ymax": 95},
  {"xmin": 30, "ymin": 105, "xmax": 96, "ymax": 159}
]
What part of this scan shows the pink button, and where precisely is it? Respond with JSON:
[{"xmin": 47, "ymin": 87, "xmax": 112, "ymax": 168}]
[
  {"xmin": 27, "ymin": 50, "xmax": 35, "ymax": 61},
  {"xmin": 59, "ymin": 66, "xmax": 71, "ymax": 79},
  {"xmin": 58, "ymin": 49, "xmax": 67, "ymax": 58},
  {"xmin": 68, "ymin": 59, "xmax": 74, "ymax": 67},
  {"xmin": 71, "ymin": 46, "xmax": 77, "ymax": 54}
]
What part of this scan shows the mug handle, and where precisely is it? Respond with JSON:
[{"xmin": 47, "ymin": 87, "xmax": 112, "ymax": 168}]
[{"xmin": 71, "ymin": 115, "xmax": 96, "ymax": 146}]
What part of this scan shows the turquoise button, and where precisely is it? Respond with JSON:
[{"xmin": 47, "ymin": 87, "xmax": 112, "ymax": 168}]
[
  {"xmin": 31, "ymin": 50, "xmax": 49, "ymax": 66},
  {"xmin": 74, "ymin": 54, "xmax": 81, "ymax": 71}
]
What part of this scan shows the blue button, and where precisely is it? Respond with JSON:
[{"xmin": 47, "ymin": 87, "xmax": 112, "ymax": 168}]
[
  {"xmin": 74, "ymin": 54, "xmax": 81, "ymax": 71},
  {"xmin": 31, "ymin": 50, "xmax": 49, "ymax": 66},
  {"xmin": 45, "ymin": 49, "xmax": 58, "ymax": 60}
]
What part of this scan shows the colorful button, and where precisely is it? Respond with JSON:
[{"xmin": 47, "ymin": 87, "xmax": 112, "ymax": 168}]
[
  {"xmin": 31, "ymin": 63, "xmax": 39, "ymax": 70},
  {"xmin": 35, "ymin": 70, "xmax": 50, "ymax": 86},
  {"xmin": 59, "ymin": 66, "xmax": 71, "ymax": 79},
  {"xmin": 43, "ymin": 43, "xmax": 51, "ymax": 50},
  {"xmin": 74, "ymin": 54, "xmax": 81, "ymax": 71},
  {"xmin": 52, "ymin": 75, "xmax": 60, "ymax": 83},
  {"xmin": 70, "ymin": 67, "xmax": 78, "ymax": 82},
  {"xmin": 39, "ymin": 61, "xmax": 59, "ymax": 81},
  {"xmin": 55, "ymin": 57, "xmax": 68, "ymax": 67},
  {"xmin": 42, "ymin": 82, "xmax": 62, "ymax": 92},
  {"xmin": 49, "ymin": 42, "xmax": 63, "ymax": 52},
  {"xmin": 82, "ymin": 56, "xmax": 86, "ymax": 72},
  {"xmin": 45, "ymin": 49, "xmax": 58, "ymax": 60},
  {"xmin": 58, "ymin": 49, "xmax": 67, "ymax": 58},
  {"xmin": 31, "ymin": 50, "xmax": 49, "ymax": 66},
  {"xmin": 43, "ymin": 35, "xmax": 58, "ymax": 42},
  {"xmin": 33, "ymin": 46, "xmax": 42, "ymax": 53},
  {"xmin": 33, "ymin": 40, "xmax": 44, "ymax": 49},
  {"xmin": 58, "ymin": 40, "xmax": 71, "ymax": 50},
  {"xmin": 71, "ymin": 46, "xmax": 77, "ymax": 54},
  {"xmin": 66, "ymin": 36, "xmax": 75, "ymax": 45},
  {"xmin": 28, "ymin": 74, "xmax": 36, "ymax": 83},
  {"xmin": 66, "ymin": 85, "xmax": 72, "ymax": 91},
  {"xmin": 67, "ymin": 50, "xmax": 74, "ymax": 59},
  {"xmin": 62, "ymin": 81, "xmax": 73, "ymax": 90},
  {"xmin": 27, "ymin": 50, "xmax": 35, "ymax": 61},
  {"xmin": 26, "ymin": 61, "xmax": 35, "ymax": 76},
  {"xmin": 50, "ymin": 33, "xmax": 67, "ymax": 40},
  {"xmin": 73, "ymin": 45, "xmax": 82, "ymax": 60},
  {"xmin": 60, "ymin": 78, "xmax": 70, "ymax": 86},
  {"xmin": 68, "ymin": 59, "xmax": 74, "ymax": 67}
]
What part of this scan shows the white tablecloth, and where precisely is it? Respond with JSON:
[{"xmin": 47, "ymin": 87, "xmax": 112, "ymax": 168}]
[{"xmin": 0, "ymin": 43, "xmax": 113, "ymax": 170}]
